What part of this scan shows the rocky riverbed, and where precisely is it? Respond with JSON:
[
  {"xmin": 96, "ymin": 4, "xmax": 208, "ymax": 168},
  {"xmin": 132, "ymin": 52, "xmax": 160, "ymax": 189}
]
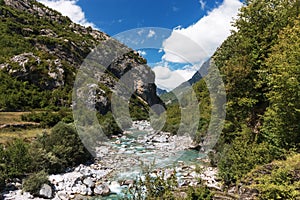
[{"xmin": 2, "ymin": 121, "xmax": 221, "ymax": 200}]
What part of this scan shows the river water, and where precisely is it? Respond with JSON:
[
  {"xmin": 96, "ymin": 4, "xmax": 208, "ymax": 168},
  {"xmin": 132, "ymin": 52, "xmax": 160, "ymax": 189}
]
[{"xmin": 91, "ymin": 122, "xmax": 206, "ymax": 199}]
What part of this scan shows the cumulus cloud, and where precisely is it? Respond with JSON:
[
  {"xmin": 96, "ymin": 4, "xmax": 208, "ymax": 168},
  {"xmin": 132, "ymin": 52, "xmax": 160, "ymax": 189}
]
[
  {"xmin": 162, "ymin": 0, "xmax": 242, "ymax": 63},
  {"xmin": 37, "ymin": 0, "xmax": 96, "ymax": 28},
  {"xmin": 152, "ymin": 64, "xmax": 197, "ymax": 91},
  {"xmin": 137, "ymin": 50, "xmax": 147, "ymax": 56},
  {"xmin": 147, "ymin": 30, "xmax": 156, "ymax": 38}
]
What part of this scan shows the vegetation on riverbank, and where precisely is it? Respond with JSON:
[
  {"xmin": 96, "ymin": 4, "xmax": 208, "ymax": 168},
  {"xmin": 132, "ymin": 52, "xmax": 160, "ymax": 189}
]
[
  {"xmin": 0, "ymin": 122, "xmax": 92, "ymax": 191},
  {"xmin": 161, "ymin": 0, "xmax": 299, "ymax": 198}
]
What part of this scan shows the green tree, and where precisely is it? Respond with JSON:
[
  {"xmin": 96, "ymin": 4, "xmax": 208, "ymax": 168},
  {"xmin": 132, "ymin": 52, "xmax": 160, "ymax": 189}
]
[
  {"xmin": 262, "ymin": 16, "xmax": 300, "ymax": 149},
  {"xmin": 42, "ymin": 122, "xmax": 92, "ymax": 173},
  {"xmin": 213, "ymin": 0, "xmax": 299, "ymax": 136},
  {"xmin": 218, "ymin": 127, "xmax": 283, "ymax": 184},
  {"xmin": 4, "ymin": 139, "xmax": 31, "ymax": 178}
]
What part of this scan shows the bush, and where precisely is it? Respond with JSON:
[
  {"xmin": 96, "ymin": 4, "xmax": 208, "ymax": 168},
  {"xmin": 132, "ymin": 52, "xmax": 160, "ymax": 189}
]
[
  {"xmin": 186, "ymin": 185, "xmax": 214, "ymax": 200},
  {"xmin": 125, "ymin": 162, "xmax": 178, "ymax": 200},
  {"xmin": 33, "ymin": 122, "xmax": 92, "ymax": 173},
  {"xmin": 4, "ymin": 139, "xmax": 32, "ymax": 178},
  {"xmin": 22, "ymin": 170, "xmax": 49, "ymax": 196},
  {"xmin": 218, "ymin": 127, "xmax": 284, "ymax": 184},
  {"xmin": 243, "ymin": 154, "xmax": 300, "ymax": 200},
  {"xmin": 21, "ymin": 110, "xmax": 73, "ymax": 127}
]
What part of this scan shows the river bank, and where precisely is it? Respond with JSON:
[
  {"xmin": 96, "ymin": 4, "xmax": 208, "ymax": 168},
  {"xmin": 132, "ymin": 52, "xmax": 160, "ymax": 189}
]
[{"xmin": 2, "ymin": 121, "xmax": 222, "ymax": 199}]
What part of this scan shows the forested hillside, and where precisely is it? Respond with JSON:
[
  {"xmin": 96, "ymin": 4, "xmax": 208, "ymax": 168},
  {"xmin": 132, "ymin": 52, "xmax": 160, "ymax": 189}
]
[
  {"xmin": 162, "ymin": 0, "xmax": 299, "ymax": 198},
  {"xmin": 0, "ymin": 0, "xmax": 161, "ymax": 116},
  {"xmin": 208, "ymin": 0, "xmax": 299, "ymax": 198}
]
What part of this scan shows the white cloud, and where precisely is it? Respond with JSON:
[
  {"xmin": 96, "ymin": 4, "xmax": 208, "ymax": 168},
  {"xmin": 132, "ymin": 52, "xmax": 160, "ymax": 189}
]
[
  {"xmin": 37, "ymin": 0, "xmax": 96, "ymax": 28},
  {"xmin": 199, "ymin": 0, "xmax": 206, "ymax": 10},
  {"xmin": 162, "ymin": 0, "xmax": 242, "ymax": 64},
  {"xmin": 152, "ymin": 65, "xmax": 197, "ymax": 91},
  {"xmin": 147, "ymin": 30, "xmax": 156, "ymax": 38},
  {"xmin": 137, "ymin": 50, "xmax": 147, "ymax": 56}
]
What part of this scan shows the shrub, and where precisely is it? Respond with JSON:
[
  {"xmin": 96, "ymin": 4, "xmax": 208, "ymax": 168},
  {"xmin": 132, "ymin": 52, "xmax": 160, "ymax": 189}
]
[
  {"xmin": 38, "ymin": 122, "xmax": 92, "ymax": 173},
  {"xmin": 4, "ymin": 139, "xmax": 32, "ymax": 178},
  {"xmin": 22, "ymin": 170, "xmax": 49, "ymax": 196},
  {"xmin": 186, "ymin": 185, "xmax": 214, "ymax": 200},
  {"xmin": 218, "ymin": 127, "xmax": 284, "ymax": 184},
  {"xmin": 21, "ymin": 110, "xmax": 73, "ymax": 127},
  {"xmin": 243, "ymin": 154, "xmax": 300, "ymax": 200},
  {"xmin": 125, "ymin": 161, "xmax": 178, "ymax": 200}
]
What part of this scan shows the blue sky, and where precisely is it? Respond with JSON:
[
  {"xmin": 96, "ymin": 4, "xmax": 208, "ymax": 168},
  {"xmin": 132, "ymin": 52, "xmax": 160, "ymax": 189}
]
[
  {"xmin": 38, "ymin": 0, "xmax": 243, "ymax": 90},
  {"xmin": 76, "ymin": 0, "xmax": 223, "ymax": 35}
]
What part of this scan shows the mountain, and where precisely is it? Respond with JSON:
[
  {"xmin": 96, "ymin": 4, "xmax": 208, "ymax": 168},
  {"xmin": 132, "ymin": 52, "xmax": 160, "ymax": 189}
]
[
  {"xmin": 160, "ymin": 58, "xmax": 211, "ymax": 104},
  {"xmin": 0, "ymin": 0, "xmax": 163, "ymax": 114},
  {"xmin": 156, "ymin": 87, "xmax": 168, "ymax": 96},
  {"xmin": 176, "ymin": 58, "xmax": 210, "ymax": 90}
]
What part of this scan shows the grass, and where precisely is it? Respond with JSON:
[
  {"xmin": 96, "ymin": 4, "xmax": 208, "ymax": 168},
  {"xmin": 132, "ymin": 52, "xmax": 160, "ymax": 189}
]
[
  {"xmin": 0, "ymin": 128, "xmax": 50, "ymax": 144},
  {"xmin": 0, "ymin": 112, "xmax": 47, "ymax": 144},
  {"xmin": 0, "ymin": 112, "xmax": 30, "ymax": 125}
]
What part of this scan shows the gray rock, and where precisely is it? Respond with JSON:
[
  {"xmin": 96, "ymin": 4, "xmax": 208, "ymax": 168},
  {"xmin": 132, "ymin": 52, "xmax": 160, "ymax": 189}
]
[
  {"xmin": 121, "ymin": 179, "xmax": 135, "ymax": 186},
  {"xmin": 109, "ymin": 181, "xmax": 121, "ymax": 194},
  {"xmin": 74, "ymin": 194, "xmax": 89, "ymax": 200},
  {"xmin": 83, "ymin": 177, "xmax": 95, "ymax": 188},
  {"xmin": 39, "ymin": 184, "xmax": 52, "ymax": 199},
  {"xmin": 87, "ymin": 187, "xmax": 93, "ymax": 196},
  {"xmin": 57, "ymin": 191, "xmax": 69, "ymax": 200},
  {"xmin": 94, "ymin": 184, "xmax": 110, "ymax": 196}
]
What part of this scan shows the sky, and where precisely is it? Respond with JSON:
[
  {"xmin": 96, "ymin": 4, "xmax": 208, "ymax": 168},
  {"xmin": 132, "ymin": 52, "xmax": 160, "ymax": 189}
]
[{"xmin": 37, "ymin": 0, "xmax": 243, "ymax": 91}]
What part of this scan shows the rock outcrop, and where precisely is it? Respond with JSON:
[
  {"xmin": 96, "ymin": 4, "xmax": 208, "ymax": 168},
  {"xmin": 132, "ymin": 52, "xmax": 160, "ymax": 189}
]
[{"xmin": 0, "ymin": 0, "xmax": 163, "ymax": 112}]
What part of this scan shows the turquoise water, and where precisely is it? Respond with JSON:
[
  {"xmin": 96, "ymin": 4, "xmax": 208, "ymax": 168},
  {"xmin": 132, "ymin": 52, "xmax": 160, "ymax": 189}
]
[{"xmin": 92, "ymin": 130, "xmax": 205, "ymax": 200}]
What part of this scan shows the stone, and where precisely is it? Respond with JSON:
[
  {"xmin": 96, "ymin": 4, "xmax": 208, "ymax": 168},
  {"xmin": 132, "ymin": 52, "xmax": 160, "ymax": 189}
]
[
  {"xmin": 109, "ymin": 181, "xmax": 122, "ymax": 194},
  {"xmin": 83, "ymin": 177, "xmax": 95, "ymax": 188},
  {"xmin": 49, "ymin": 174, "xmax": 64, "ymax": 184},
  {"xmin": 57, "ymin": 191, "xmax": 69, "ymax": 200},
  {"xmin": 121, "ymin": 179, "xmax": 135, "ymax": 186},
  {"xmin": 39, "ymin": 184, "xmax": 53, "ymax": 199},
  {"xmin": 94, "ymin": 184, "xmax": 110, "ymax": 196},
  {"xmin": 74, "ymin": 194, "xmax": 89, "ymax": 200},
  {"xmin": 87, "ymin": 187, "xmax": 93, "ymax": 196}
]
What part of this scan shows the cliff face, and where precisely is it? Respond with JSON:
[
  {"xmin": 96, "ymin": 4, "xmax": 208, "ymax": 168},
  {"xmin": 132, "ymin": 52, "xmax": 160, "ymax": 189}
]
[{"xmin": 0, "ymin": 0, "xmax": 162, "ymax": 112}]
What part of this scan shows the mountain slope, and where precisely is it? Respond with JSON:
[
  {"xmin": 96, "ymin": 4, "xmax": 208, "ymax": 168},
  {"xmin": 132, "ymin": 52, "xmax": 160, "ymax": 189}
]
[{"xmin": 0, "ymin": 0, "xmax": 162, "ymax": 114}]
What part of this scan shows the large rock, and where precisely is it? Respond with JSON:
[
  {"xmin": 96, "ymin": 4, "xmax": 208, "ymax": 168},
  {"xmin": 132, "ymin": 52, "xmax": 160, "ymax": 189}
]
[
  {"xmin": 109, "ymin": 181, "xmax": 122, "ymax": 194},
  {"xmin": 56, "ymin": 191, "xmax": 69, "ymax": 200},
  {"xmin": 94, "ymin": 184, "xmax": 110, "ymax": 196},
  {"xmin": 83, "ymin": 177, "xmax": 95, "ymax": 188},
  {"xmin": 39, "ymin": 184, "xmax": 53, "ymax": 199}
]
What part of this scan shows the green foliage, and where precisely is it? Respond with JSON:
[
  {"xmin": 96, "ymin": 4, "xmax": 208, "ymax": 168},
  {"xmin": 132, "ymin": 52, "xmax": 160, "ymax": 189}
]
[
  {"xmin": 22, "ymin": 170, "xmax": 49, "ymax": 196},
  {"xmin": 186, "ymin": 185, "xmax": 213, "ymax": 200},
  {"xmin": 129, "ymin": 95, "xmax": 149, "ymax": 121},
  {"xmin": 244, "ymin": 154, "xmax": 300, "ymax": 199},
  {"xmin": 0, "ymin": 145, "xmax": 5, "ymax": 190},
  {"xmin": 41, "ymin": 122, "xmax": 92, "ymax": 173},
  {"xmin": 213, "ymin": 0, "xmax": 299, "ymax": 136},
  {"xmin": 21, "ymin": 109, "xmax": 73, "ymax": 127},
  {"xmin": 97, "ymin": 111, "xmax": 122, "ymax": 136},
  {"xmin": 126, "ymin": 164, "xmax": 178, "ymax": 200},
  {"xmin": 162, "ymin": 103, "xmax": 181, "ymax": 134},
  {"xmin": 262, "ymin": 16, "xmax": 300, "ymax": 149},
  {"xmin": 4, "ymin": 139, "xmax": 32, "ymax": 178},
  {"xmin": 218, "ymin": 127, "xmax": 284, "ymax": 184},
  {"xmin": 207, "ymin": 0, "xmax": 300, "ymax": 187}
]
